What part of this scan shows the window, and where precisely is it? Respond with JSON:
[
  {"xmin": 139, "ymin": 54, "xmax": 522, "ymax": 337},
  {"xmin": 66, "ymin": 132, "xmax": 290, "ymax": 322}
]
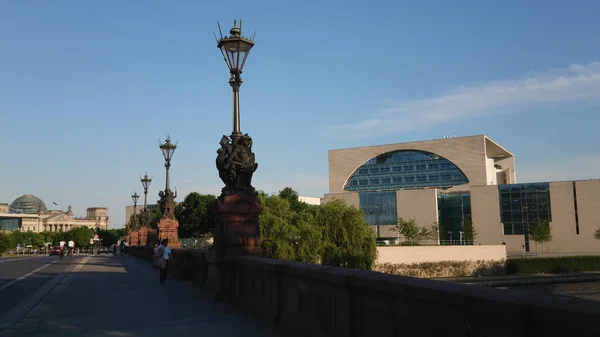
[
  {"xmin": 499, "ymin": 183, "xmax": 552, "ymax": 247},
  {"xmin": 0, "ymin": 218, "xmax": 21, "ymax": 231},
  {"xmin": 359, "ymin": 191, "xmax": 397, "ymax": 233},
  {"xmin": 345, "ymin": 150, "xmax": 469, "ymax": 191},
  {"xmin": 438, "ymin": 192, "xmax": 472, "ymax": 245}
]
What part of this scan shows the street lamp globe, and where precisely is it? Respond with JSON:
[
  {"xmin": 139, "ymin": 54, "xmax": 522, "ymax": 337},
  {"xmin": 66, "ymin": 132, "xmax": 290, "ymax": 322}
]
[
  {"xmin": 159, "ymin": 136, "xmax": 177, "ymax": 164},
  {"xmin": 131, "ymin": 192, "xmax": 140, "ymax": 205},
  {"xmin": 140, "ymin": 173, "xmax": 152, "ymax": 190},
  {"xmin": 217, "ymin": 19, "xmax": 255, "ymax": 78}
]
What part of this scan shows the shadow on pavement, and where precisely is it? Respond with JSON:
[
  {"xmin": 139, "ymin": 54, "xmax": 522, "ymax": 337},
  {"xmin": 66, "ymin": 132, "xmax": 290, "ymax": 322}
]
[{"xmin": 3, "ymin": 255, "xmax": 302, "ymax": 337}]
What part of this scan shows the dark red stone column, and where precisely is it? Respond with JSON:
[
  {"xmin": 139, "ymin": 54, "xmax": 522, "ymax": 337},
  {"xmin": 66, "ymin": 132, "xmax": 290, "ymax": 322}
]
[
  {"xmin": 214, "ymin": 194, "xmax": 263, "ymax": 257},
  {"xmin": 157, "ymin": 217, "xmax": 181, "ymax": 248}
]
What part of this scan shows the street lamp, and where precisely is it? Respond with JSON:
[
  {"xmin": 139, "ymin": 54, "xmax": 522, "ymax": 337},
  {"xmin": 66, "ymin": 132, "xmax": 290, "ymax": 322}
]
[
  {"xmin": 214, "ymin": 20, "xmax": 259, "ymax": 196},
  {"xmin": 216, "ymin": 19, "xmax": 255, "ymax": 142},
  {"xmin": 130, "ymin": 191, "xmax": 139, "ymax": 231},
  {"xmin": 159, "ymin": 136, "xmax": 177, "ymax": 191},
  {"xmin": 140, "ymin": 173, "xmax": 152, "ymax": 227},
  {"xmin": 158, "ymin": 136, "xmax": 178, "ymax": 219}
]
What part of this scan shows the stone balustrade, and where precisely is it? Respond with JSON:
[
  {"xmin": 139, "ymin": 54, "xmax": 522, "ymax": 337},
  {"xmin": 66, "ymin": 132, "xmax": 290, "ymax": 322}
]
[{"xmin": 124, "ymin": 246, "xmax": 600, "ymax": 337}]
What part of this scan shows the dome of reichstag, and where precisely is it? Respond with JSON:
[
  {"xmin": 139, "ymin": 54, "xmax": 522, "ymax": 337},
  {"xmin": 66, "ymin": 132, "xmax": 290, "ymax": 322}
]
[{"xmin": 9, "ymin": 194, "xmax": 48, "ymax": 214}]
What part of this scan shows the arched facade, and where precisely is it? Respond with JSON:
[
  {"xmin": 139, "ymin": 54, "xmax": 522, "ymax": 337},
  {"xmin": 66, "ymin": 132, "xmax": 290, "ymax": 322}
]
[{"xmin": 344, "ymin": 150, "xmax": 469, "ymax": 192}]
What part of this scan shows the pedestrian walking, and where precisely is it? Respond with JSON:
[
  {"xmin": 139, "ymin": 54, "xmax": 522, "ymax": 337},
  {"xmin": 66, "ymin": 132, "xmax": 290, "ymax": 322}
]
[{"xmin": 156, "ymin": 239, "xmax": 171, "ymax": 286}]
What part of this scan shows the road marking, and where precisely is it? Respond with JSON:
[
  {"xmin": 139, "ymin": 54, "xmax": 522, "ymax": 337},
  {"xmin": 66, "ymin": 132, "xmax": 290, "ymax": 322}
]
[
  {"xmin": 0, "ymin": 259, "xmax": 60, "ymax": 292},
  {"xmin": 0, "ymin": 256, "xmax": 91, "ymax": 335},
  {"xmin": 0, "ymin": 256, "xmax": 50, "ymax": 263}
]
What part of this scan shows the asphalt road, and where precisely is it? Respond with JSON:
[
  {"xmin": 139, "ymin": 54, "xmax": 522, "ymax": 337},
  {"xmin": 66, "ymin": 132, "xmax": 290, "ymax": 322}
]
[
  {"xmin": 507, "ymin": 281, "xmax": 600, "ymax": 302},
  {"xmin": 0, "ymin": 256, "xmax": 73, "ymax": 318}
]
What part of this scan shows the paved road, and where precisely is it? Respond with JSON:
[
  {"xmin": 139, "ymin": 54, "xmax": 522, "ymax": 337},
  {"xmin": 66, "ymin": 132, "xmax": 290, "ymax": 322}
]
[
  {"xmin": 0, "ymin": 254, "xmax": 302, "ymax": 337},
  {"xmin": 507, "ymin": 281, "xmax": 600, "ymax": 302},
  {"xmin": 0, "ymin": 256, "xmax": 72, "ymax": 319}
]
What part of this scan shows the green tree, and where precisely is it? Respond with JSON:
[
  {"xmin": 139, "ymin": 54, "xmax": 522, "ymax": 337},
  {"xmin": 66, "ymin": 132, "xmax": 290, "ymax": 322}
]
[
  {"xmin": 175, "ymin": 192, "xmax": 217, "ymax": 237},
  {"xmin": 66, "ymin": 226, "xmax": 94, "ymax": 248},
  {"xmin": 529, "ymin": 220, "xmax": 552, "ymax": 253},
  {"xmin": 462, "ymin": 218, "xmax": 478, "ymax": 243},
  {"xmin": 259, "ymin": 194, "xmax": 322, "ymax": 264},
  {"xmin": 97, "ymin": 229, "xmax": 120, "ymax": 246},
  {"xmin": 391, "ymin": 218, "xmax": 430, "ymax": 244},
  {"xmin": 316, "ymin": 199, "xmax": 377, "ymax": 270},
  {"xmin": 0, "ymin": 232, "xmax": 12, "ymax": 255},
  {"xmin": 147, "ymin": 207, "xmax": 163, "ymax": 229}
]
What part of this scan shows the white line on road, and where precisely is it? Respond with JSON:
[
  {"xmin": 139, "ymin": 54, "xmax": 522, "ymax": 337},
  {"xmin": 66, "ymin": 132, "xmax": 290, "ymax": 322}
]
[
  {"xmin": 0, "ymin": 259, "xmax": 60, "ymax": 292},
  {"xmin": 0, "ymin": 256, "xmax": 91, "ymax": 335},
  {"xmin": 0, "ymin": 256, "xmax": 51, "ymax": 263}
]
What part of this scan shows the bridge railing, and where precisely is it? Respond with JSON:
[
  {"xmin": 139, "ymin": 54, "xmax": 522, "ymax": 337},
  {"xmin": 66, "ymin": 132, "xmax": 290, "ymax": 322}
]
[{"xmin": 127, "ymin": 247, "xmax": 600, "ymax": 337}]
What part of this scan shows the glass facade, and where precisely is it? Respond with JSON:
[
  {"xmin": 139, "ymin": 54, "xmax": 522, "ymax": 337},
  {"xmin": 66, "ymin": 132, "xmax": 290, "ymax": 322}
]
[
  {"xmin": 437, "ymin": 192, "xmax": 472, "ymax": 243},
  {"xmin": 358, "ymin": 191, "xmax": 397, "ymax": 237},
  {"xmin": 345, "ymin": 150, "xmax": 468, "ymax": 192},
  {"xmin": 499, "ymin": 183, "xmax": 552, "ymax": 238},
  {"xmin": 0, "ymin": 218, "xmax": 21, "ymax": 231}
]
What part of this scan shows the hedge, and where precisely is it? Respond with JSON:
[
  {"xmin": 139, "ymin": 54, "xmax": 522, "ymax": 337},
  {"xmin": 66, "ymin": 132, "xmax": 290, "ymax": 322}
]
[{"xmin": 505, "ymin": 256, "xmax": 600, "ymax": 274}]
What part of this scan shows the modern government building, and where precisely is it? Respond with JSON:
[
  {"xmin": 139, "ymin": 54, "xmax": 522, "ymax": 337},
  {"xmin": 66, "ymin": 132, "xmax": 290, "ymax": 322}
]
[
  {"xmin": 324, "ymin": 135, "xmax": 600, "ymax": 255},
  {"xmin": 0, "ymin": 194, "xmax": 110, "ymax": 232}
]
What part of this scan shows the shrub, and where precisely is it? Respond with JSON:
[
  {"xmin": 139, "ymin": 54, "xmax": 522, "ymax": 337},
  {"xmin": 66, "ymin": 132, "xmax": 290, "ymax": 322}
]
[
  {"xmin": 374, "ymin": 260, "xmax": 506, "ymax": 278},
  {"xmin": 0, "ymin": 231, "xmax": 12, "ymax": 256},
  {"xmin": 505, "ymin": 256, "xmax": 600, "ymax": 274}
]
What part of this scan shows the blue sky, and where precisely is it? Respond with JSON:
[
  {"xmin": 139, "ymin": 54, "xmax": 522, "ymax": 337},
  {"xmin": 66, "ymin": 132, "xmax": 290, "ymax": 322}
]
[{"xmin": 1, "ymin": 1, "xmax": 599, "ymax": 228}]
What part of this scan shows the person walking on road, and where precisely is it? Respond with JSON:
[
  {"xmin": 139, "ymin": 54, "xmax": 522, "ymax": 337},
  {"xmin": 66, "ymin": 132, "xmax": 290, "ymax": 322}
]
[{"xmin": 156, "ymin": 239, "xmax": 171, "ymax": 286}]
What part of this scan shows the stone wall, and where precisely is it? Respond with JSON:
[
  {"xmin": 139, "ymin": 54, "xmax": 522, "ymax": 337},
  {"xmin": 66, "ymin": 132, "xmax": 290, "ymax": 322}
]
[{"xmin": 122, "ymin": 247, "xmax": 600, "ymax": 337}]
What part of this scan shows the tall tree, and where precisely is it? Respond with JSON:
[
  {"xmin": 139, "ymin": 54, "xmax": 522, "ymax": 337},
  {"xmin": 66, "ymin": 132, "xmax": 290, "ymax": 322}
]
[{"xmin": 175, "ymin": 192, "xmax": 217, "ymax": 237}]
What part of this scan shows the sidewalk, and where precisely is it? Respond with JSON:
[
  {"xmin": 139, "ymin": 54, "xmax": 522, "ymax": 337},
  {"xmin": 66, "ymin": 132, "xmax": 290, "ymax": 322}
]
[{"xmin": 1, "ymin": 255, "xmax": 300, "ymax": 337}]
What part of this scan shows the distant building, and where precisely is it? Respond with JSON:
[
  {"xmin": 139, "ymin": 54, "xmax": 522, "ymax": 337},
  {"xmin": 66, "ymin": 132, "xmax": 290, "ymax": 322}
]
[
  {"xmin": 125, "ymin": 204, "xmax": 159, "ymax": 225},
  {"xmin": 298, "ymin": 196, "xmax": 322, "ymax": 206},
  {"xmin": 0, "ymin": 194, "xmax": 109, "ymax": 232},
  {"xmin": 324, "ymin": 135, "xmax": 600, "ymax": 255}
]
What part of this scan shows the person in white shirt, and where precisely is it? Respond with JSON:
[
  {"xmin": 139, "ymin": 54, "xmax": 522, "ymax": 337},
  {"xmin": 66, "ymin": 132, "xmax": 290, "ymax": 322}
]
[{"xmin": 158, "ymin": 239, "xmax": 172, "ymax": 286}]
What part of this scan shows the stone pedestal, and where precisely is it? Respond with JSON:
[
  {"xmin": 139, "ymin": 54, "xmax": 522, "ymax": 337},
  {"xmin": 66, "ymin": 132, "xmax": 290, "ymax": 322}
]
[
  {"xmin": 157, "ymin": 217, "xmax": 180, "ymax": 248},
  {"xmin": 138, "ymin": 227, "xmax": 149, "ymax": 248},
  {"xmin": 129, "ymin": 230, "xmax": 140, "ymax": 247},
  {"xmin": 214, "ymin": 193, "xmax": 263, "ymax": 257}
]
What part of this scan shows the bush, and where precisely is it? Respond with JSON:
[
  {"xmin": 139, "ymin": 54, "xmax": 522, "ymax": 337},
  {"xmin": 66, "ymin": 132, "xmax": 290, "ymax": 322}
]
[
  {"xmin": 0, "ymin": 231, "xmax": 12, "ymax": 256},
  {"xmin": 374, "ymin": 260, "xmax": 506, "ymax": 278},
  {"xmin": 505, "ymin": 256, "xmax": 600, "ymax": 274}
]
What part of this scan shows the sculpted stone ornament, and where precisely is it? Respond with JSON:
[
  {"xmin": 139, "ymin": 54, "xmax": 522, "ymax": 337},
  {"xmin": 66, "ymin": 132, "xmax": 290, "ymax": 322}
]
[
  {"xmin": 157, "ymin": 188, "xmax": 177, "ymax": 219},
  {"xmin": 216, "ymin": 133, "xmax": 258, "ymax": 196}
]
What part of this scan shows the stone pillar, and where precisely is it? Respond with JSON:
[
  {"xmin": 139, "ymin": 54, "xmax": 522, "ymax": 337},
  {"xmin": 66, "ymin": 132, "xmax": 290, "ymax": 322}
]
[
  {"xmin": 214, "ymin": 194, "xmax": 263, "ymax": 257},
  {"xmin": 129, "ymin": 230, "xmax": 140, "ymax": 247},
  {"xmin": 157, "ymin": 217, "xmax": 180, "ymax": 248},
  {"xmin": 139, "ymin": 227, "xmax": 149, "ymax": 247}
]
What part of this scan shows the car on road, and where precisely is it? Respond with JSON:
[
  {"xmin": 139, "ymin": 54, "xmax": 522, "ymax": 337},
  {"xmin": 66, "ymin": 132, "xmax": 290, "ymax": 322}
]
[{"xmin": 49, "ymin": 246, "xmax": 61, "ymax": 256}]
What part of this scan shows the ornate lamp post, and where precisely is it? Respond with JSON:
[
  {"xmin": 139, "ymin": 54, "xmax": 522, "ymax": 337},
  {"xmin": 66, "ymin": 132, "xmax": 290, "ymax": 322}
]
[
  {"xmin": 215, "ymin": 20, "xmax": 259, "ymax": 196},
  {"xmin": 157, "ymin": 136, "xmax": 179, "ymax": 247},
  {"xmin": 130, "ymin": 191, "xmax": 140, "ymax": 231},
  {"xmin": 212, "ymin": 20, "xmax": 263, "ymax": 259},
  {"xmin": 140, "ymin": 173, "xmax": 152, "ymax": 227}
]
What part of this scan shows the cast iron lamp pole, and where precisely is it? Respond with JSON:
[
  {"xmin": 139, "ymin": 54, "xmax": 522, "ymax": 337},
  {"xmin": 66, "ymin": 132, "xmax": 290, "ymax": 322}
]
[
  {"xmin": 159, "ymin": 136, "xmax": 177, "ymax": 192},
  {"xmin": 130, "ymin": 192, "xmax": 139, "ymax": 231},
  {"xmin": 140, "ymin": 173, "xmax": 152, "ymax": 227},
  {"xmin": 216, "ymin": 19, "xmax": 255, "ymax": 142}
]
